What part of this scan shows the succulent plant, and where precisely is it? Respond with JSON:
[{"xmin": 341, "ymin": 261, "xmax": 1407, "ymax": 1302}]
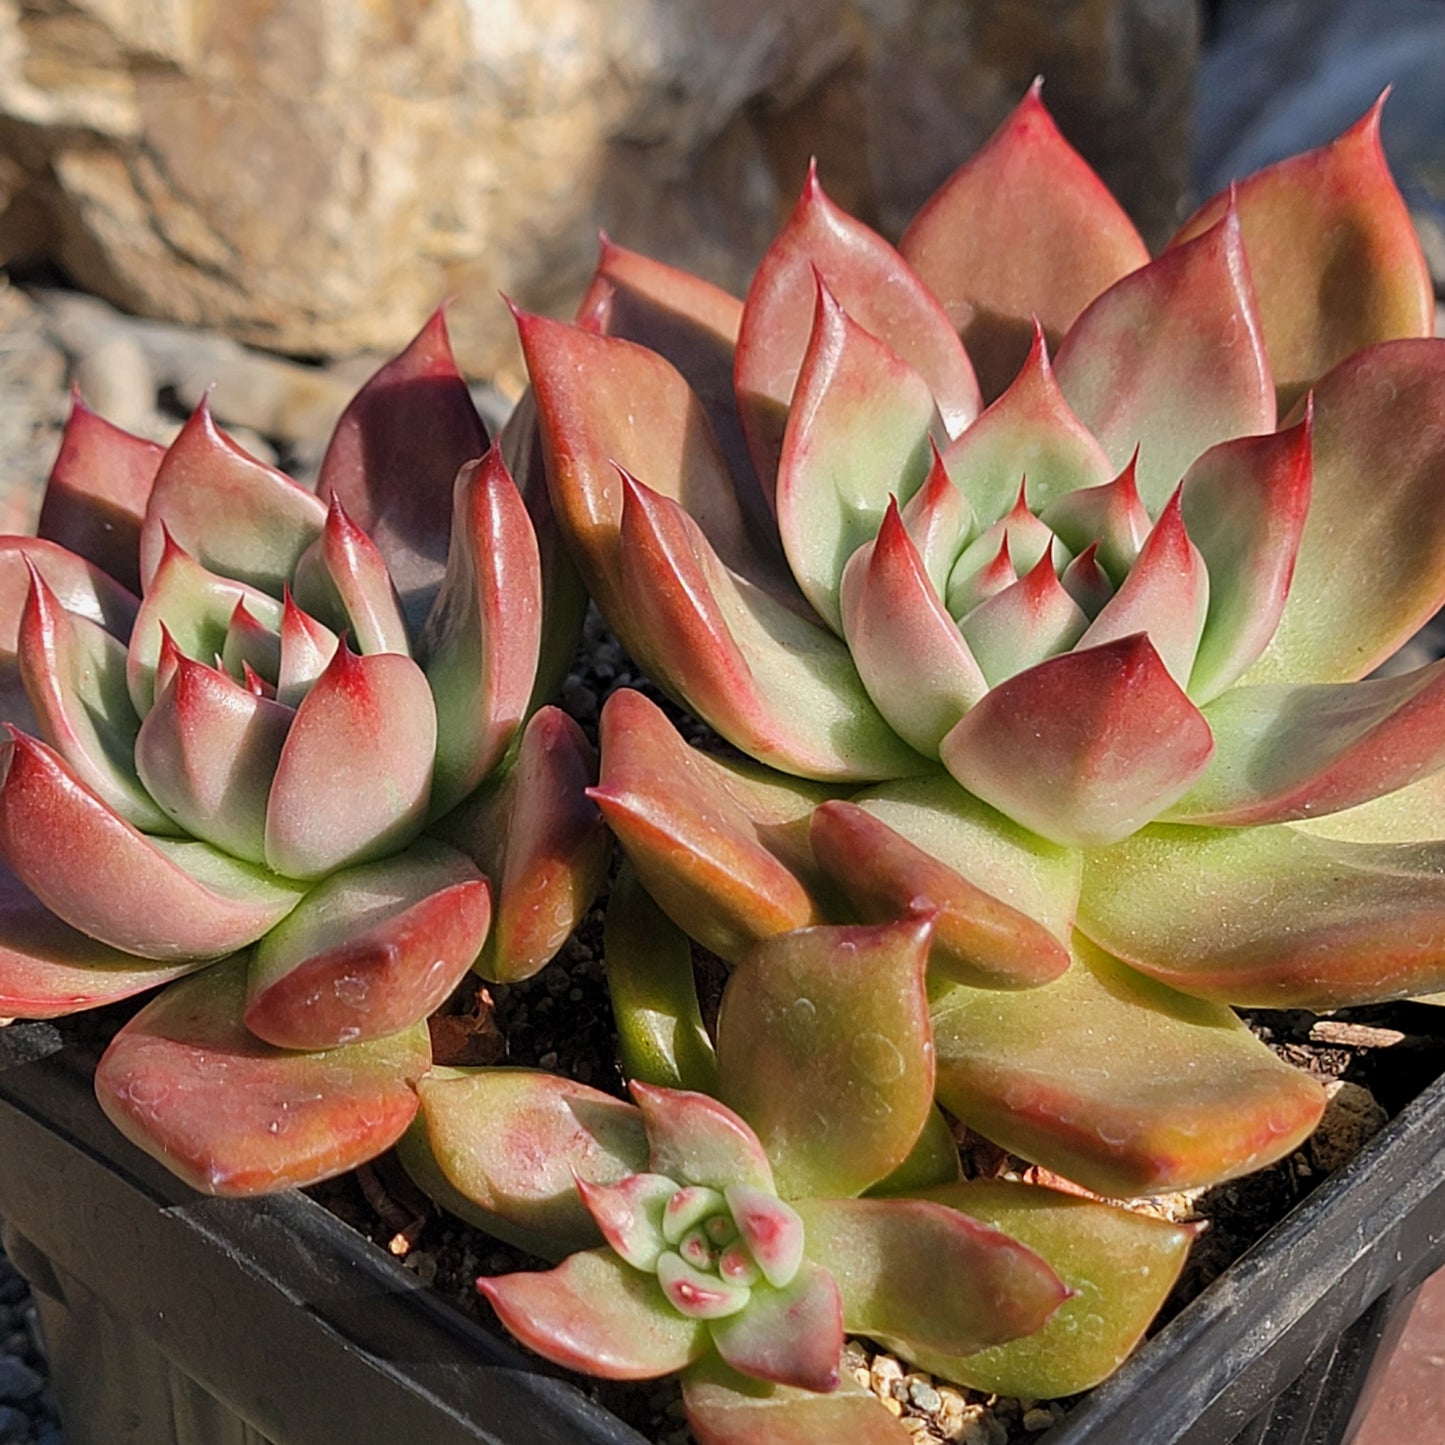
[
  {"xmin": 503, "ymin": 82, "xmax": 1445, "ymax": 1354},
  {"xmin": 0, "ymin": 313, "xmax": 607, "ymax": 1193},
  {"xmin": 403, "ymin": 891, "xmax": 1195, "ymax": 1441}
]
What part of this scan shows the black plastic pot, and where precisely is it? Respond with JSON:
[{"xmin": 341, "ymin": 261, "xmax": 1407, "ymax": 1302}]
[{"xmin": 1, "ymin": 1015, "xmax": 1442, "ymax": 1445}]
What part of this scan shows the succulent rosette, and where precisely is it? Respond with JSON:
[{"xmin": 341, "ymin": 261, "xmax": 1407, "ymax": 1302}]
[
  {"xmin": 0, "ymin": 313, "xmax": 607, "ymax": 1193},
  {"xmin": 402, "ymin": 893, "xmax": 1196, "ymax": 1440},
  {"xmin": 514, "ymin": 87, "xmax": 1445, "ymax": 1205}
]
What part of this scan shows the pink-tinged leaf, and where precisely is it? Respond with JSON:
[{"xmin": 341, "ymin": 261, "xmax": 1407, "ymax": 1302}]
[
  {"xmin": 134, "ymin": 653, "xmax": 292, "ymax": 862},
  {"xmin": 709, "ymin": 1260, "xmax": 843, "ymax": 1392},
  {"xmin": 840, "ymin": 500, "xmax": 988, "ymax": 756},
  {"xmin": 908, "ymin": 1179, "xmax": 1194, "ymax": 1397},
  {"xmin": 663, "ymin": 1185, "xmax": 727, "ymax": 1242},
  {"xmin": 126, "ymin": 533, "xmax": 283, "ymax": 716},
  {"xmin": 318, "ymin": 309, "xmax": 490, "ymax": 623},
  {"xmin": 869, "ymin": 1103, "xmax": 963, "ymax": 1195},
  {"xmin": 1060, "ymin": 544, "xmax": 1115, "ymax": 617},
  {"xmin": 414, "ymin": 1067, "xmax": 647, "ymax": 1251},
  {"xmin": 683, "ymin": 1356, "xmax": 913, "ymax": 1445},
  {"xmin": 220, "ymin": 598, "xmax": 281, "ymax": 684},
  {"xmin": 1039, "ymin": 456, "xmax": 1152, "ymax": 584},
  {"xmin": 946, "ymin": 489, "xmax": 1066, "ymax": 618},
  {"xmin": 736, "ymin": 166, "xmax": 981, "ymax": 488},
  {"xmin": 516, "ymin": 309, "xmax": 792, "ymax": 622},
  {"xmin": 852, "ymin": 775, "xmax": 1082, "ymax": 945},
  {"xmin": 1168, "ymin": 660, "xmax": 1445, "ymax": 826},
  {"xmin": 900, "ymin": 444, "xmax": 972, "ymax": 597},
  {"xmin": 0, "ymin": 861, "xmax": 205, "ymax": 1018},
  {"xmin": 94, "ymin": 954, "xmax": 430, "ymax": 1194},
  {"xmin": 418, "ymin": 446, "xmax": 542, "ymax": 818},
  {"xmin": 433, "ymin": 706, "xmax": 607, "ymax": 984},
  {"xmin": 1294, "ymin": 766, "xmax": 1445, "ymax": 846},
  {"xmin": 794, "ymin": 1195, "xmax": 1067, "ymax": 1359},
  {"xmin": 1180, "ymin": 412, "xmax": 1313, "ymax": 702},
  {"xmin": 1080, "ymin": 819, "xmax": 1445, "ymax": 1008},
  {"xmin": 724, "ymin": 1185, "xmax": 805, "ymax": 1288},
  {"xmin": 1173, "ymin": 96, "xmax": 1434, "ymax": 411},
  {"xmin": 657, "ymin": 1250, "xmax": 752, "ymax": 1320},
  {"xmin": 776, "ymin": 280, "xmax": 943, "ymax": 633},
  {"xmin": 138, "ymin": 400, "xmax": 326, "ymax": 595},
  {"xmin": 0, "ymin": 729, "xmax": 305, "ymax": 959},
  {"xmin": 479, "ymin": 1249, "xmax": 708, "ymax": 1380},
  {"xmin": 716, "ymin": 919, "xmax": 935, "ymax": 1200},
  {"xmin": 1076, "ymin": 490, "xmax": 1210, "ymax": 687},
  {"xmin": 603, "ymin": 863, "xmax": 720, "ymax": 1094},
  {"xmin": 941, "ymin": 324, "xmax": 1116, "ymax": 526},
  {"xmin": 1055, "ymin": 208, "xmax": 1274, "ymax": 513},
  {"xmin": 810, "ymin": 800, "xmax": 1070, "ymax": 990},
  {"xmin": 940, "ymin": 636, "xmax": 1215, "ymax": 847},
  {"xmin": 900, "ymin": 82, "xmax": 1150, "ymax": 403},
  {"xmin": 18, "ymin": 563, "xmax": 172, "ymax": 833},
  {"xmin": 244, "ymin": 840, "xmax": 490, "ymax": 1050},
  {"xmin": 632, "ymin": 1081, "xmax": 775, "ymax": 1196},
  {"xmin": 616, "ymin": 475, "xmax": 924, "ymax": 781},
  {"xmin": 37, "ymin": 395, "xmax": 163, "ymax": 593},
  {"xmin": 0, "ymin": 537, "xmax": 138, "ymax": 656},
  {"xmin": 291, "ymin": 495, "xmax": 410, "ymax": 657},
  {"xmin": 1242, "ymin": 340, "xmax": 1445, "ymax": 685},
  {"xmin": 574, "ymin": 1171, "xmax": 675, "ymax": 1271},
  {"xmin": 589, "ymin": 689, "xmax": 827, "ymax": 962},
  {"xmin": 275, "ymin": 592, "xmax": 338, "ymax": 707},
  {"xmin": 931, "ymin": 937, "xmax": 1327, "ymax": 1195},
  {"xmin": 264, "ymin": 644, "xmax": 436, "ymax": 879},
  {"xmin": 958, "ymin": 552, "xmax": 1090, "ymax": 687}
]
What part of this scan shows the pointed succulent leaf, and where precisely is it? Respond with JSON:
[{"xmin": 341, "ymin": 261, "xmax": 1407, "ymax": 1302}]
[
  {"xmin": 683, "ymin": 1356, "xmax": 914, "ymax": 1445},
  {"xmin": 1076, "ymin": 490, "xmax": 1210, "ymax": 688},
  {"xmin": 18, "ymin": 563, "xmax": 173, "ymax": 833},
  {"xmin": 574, "ymin": 1171, "xmax": 676, "ymax": 1271},
  {"xmin": 37, "ymin": 395, "xmax": 164, "ymax": 592},
  {"xmin": 946, "ymin": 489, "xmax": 1068, "ymax": 618},
  {"xmin": 138, "ymin": 400, "xmax": 326, "ymax": 594},
  {"xmin": 479, "ymin": 1249, "xmax": 709, "ymax": 1380},
  {"xmin": 1080, "ymin": 819, "xmax": 1445, "ymax": 1007},
  {"xmin": 1039, "ymin": 456, "xmax": 1153, "ymax": 584},
  {"xmin": 1055, "ymin": 208, "xmax": 1274, "ymax": 512},
  {"xmin": 275, "ymin": 592, "xmax": 339, "ymax": 707},
  {"xmin": 736, "ymin": 164, "xmax": 981, "ymax": 489},
  {"xmin": 708, "ymin": 1260, "xmax": 843, "ymax": 1392},
  {"xmin": 604, "ymin": 864, "xmax": 720, "ymax": 1094},
  {"xmin": 931, "ymin": 936, "xmax": 1327, "ymax": 1196},
  {"xmin": 264, "ymin": 643, "xmax": 436, "ymax": 879},
  {"xmin": 1173, "ymin": 96, "xmax": 1434, "ymax": 411},
  {"xmin": 839, "ymin": 500, "xmax": 989, "ymax": 756},
  {"xmin": 244, "ymin": 840, "xmax": 491, "ymax": 1050},
  {"xmin": 135, "ymin": 652, "xmax": 292, "ymax": 861},
  {"xmin": 1060, "ymin": 544, "xmax": 1115, "ymax": 617},
  {"xmin": 94, "ymin": 954, "xmax": 430, "ymax": 1194},
  {"xmin": 941, "ymin": 324, "xmax": 1116, "ymax": 525},
  {"xmin": 317, "ymin": 309, "xmax": 490, "ymax": 624},
  {"xmin": 0, "ymin": 862, "xmax": 206, "ymax": 1018},
  {"xmin": 220, "ymin": 598, "xmax": 281, "ymax": 684},
  {"xmin": 958, "ymin": 552, "xmax": 1091, "ymax": 687},
  {"xmin": 291, "ymin": 494, "xmax": 410, "ymax": 657},
  {"xmin": 810, "ymin": 801, "xmax": 1071, "ymax": 989},
  {"xmin": 1180, "ymin": 412, "xmax": 1313, "ymax": 702},
  {"xmin": 900, "ymin": 444, "xmax": 972, "ymax": 595},
  {"xmin": 657, "ymin": 1249, "xmax": 752, "ymax": 1320},
  {"xmin": 415, "ymin": 1068, "xmax": 648, "ymax": 1251},
  {"xmin": 664, "ymin": 1185, "xmax": 728, "ymax": 1243},
  {"xmin": 589, "ymin": 689, "xmax": 829, "ymax": 961},
  {"xmin": 724, "ymin": 1185, "xmax": 806, "ymax": 1289},
  {"xmin": 776, "ymin": 279, "xmax": 942, "ymax": 633},
  {"xmin": 940, "ymin": 636, "xmax": 1215, "ymax": 847},
  {"xmin": 632, "ymin": 1081, "xmax": 775, "ymax": 1196},
  {"xmin": 716, "ymin": 919, "xmax": 935, "ymax": 1200},
  {"xmin": 900, "ymin": 82, "xmax": 1150, "ymax": 402},
  {"xmin": 908, "ymin": 1179, "xmax": 1195, "ymax": 1397},
  {"xmin": 615, "ymin": 472, "xmax": 925, "ymax": 781},
  {"xmin": 794, "ymin": 1195, "xmax": 1067, "ymax": 1359},
  {"xmin": 1168, "ymin": 661, "xmax": 1445, "ymax": 827},
  {"xmin": 851, "ymin": 774, "xmax": 1082, "ymax": 944},
  {"xmin": 0, "ymin": 729, "xmax": 305, "ymax": 959},
  {"xmin": 1242, "ymin": 340, "xmax": 1445, "ymax": 685},
  {"xmin": 417, "ymin": 447, "xmax": 542, "ymax": 818},
  {"xmin": 126, "ymin": 534, "xmax": 284, "ymax": 715}
]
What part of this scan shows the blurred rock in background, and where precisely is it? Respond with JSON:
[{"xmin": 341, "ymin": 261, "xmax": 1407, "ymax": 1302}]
[{"xmin": 0, "ymin": 0, "xmax": 1199, "ymax": 382}]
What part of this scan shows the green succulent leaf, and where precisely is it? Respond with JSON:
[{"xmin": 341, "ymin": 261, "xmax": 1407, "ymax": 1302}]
[
  {"xmin": 633, "ymin": 1081, "xmax": 776, "ymax": 1197},
  {"xmin": 707, "ymin": 1259, "xmax": 842, "ymax": 1392},
  {"xmin": 931, "ymin": 935, "xmax": 1327, "ymax": 1196},
  {"xmin": 93, "ymin": 954, "xmax": 430, "ymax": 1195},
  {"xmin": 716, "ymin": 919, "xmax": 935, "ymax": 1200},
  {"xmin": 575, "ymin": 1171, "xmax": 675, "ymax": 1271}
]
